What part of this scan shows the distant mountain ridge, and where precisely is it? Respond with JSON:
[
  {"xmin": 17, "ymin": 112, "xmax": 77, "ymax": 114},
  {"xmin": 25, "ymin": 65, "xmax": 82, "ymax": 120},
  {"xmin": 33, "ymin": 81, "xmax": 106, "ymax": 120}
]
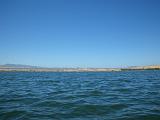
[
  {"xmin": 0, "ymin": 64, "xmax": 39, "ymax": 68},
  {"xmin": 0, "ymin": 64, "xmax": 160, "ymax": 72}
]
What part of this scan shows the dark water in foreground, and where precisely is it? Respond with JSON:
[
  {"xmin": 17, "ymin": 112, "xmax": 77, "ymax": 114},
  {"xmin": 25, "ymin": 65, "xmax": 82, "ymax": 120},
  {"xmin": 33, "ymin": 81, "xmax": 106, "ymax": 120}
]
[{"xmin": 0, "ymin": 71, "xmax": 160, "ymax": 120}]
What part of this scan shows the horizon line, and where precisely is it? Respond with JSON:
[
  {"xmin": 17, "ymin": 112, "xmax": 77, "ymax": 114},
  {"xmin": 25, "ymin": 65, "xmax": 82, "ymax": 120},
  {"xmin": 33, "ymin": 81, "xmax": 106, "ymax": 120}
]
[{"xmin": 0, "ymin": 63, "xmax": 160, "ymax": 69}]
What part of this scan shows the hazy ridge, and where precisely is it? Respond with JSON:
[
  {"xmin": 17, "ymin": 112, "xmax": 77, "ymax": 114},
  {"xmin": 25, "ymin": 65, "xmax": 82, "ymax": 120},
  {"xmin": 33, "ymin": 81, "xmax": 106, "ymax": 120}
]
[{"xmin": 0, "ymin": 64, "xmax": 160, "ymax": 72}]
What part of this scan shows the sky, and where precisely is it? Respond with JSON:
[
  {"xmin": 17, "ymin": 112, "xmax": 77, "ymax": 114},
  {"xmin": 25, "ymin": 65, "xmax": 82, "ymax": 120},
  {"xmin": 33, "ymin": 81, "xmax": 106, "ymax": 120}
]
[{"xmin": 0, "ymin": 0, "xmax": 160, "ymax": 68}]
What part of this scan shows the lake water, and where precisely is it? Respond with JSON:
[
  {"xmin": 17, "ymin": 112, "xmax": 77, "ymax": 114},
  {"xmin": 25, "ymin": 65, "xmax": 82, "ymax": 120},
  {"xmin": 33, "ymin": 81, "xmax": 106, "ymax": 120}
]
[{"xmin": 0, "ymin": 70, "xmax": 160, "ymax": 120}]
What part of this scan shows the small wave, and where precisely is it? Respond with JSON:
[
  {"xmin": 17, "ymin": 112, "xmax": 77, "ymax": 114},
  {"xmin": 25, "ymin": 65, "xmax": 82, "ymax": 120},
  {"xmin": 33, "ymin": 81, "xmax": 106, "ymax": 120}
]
[{"xmin": 0, "ymin": 110, "xmax": 27, "ymax": 120}]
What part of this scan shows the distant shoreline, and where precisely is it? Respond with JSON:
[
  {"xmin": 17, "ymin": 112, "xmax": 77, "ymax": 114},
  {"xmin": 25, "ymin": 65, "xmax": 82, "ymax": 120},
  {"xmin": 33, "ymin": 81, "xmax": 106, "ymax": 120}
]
[{"xmin": 0, "ymin": 65, "xmax": 160, "ymax": 72}]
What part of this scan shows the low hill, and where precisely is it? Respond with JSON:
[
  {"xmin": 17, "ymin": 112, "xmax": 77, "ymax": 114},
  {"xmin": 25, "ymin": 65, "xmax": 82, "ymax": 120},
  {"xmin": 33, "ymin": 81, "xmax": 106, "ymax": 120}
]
[{"xmin": 0, "ymin": 64, "xmax": 39, "ymax": 68}]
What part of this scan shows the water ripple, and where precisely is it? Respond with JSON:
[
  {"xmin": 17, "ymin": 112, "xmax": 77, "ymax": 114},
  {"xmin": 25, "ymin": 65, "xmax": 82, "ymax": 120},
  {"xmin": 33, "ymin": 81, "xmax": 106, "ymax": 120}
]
[{"xmin": 0, "ymin": 70, "xmax": 160, "ymax": 120}]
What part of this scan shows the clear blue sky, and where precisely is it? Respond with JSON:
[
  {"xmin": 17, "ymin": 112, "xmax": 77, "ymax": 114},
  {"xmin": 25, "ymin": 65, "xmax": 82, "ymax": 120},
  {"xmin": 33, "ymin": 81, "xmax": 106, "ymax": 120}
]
[{"xmin": 0, "ymin": 0, "xmax": 160, "ymax": 68}]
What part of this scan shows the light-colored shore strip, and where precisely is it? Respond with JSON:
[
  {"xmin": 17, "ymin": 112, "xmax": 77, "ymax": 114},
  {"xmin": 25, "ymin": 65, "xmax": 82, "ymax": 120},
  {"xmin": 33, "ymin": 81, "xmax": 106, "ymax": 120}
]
[
  {"xmin": 0, "ymin": 68, "xmax": 121, "ymax": 72},
  {"xmin": 0, "ymin": 65, "xmax": 160, "ymax": 72}
]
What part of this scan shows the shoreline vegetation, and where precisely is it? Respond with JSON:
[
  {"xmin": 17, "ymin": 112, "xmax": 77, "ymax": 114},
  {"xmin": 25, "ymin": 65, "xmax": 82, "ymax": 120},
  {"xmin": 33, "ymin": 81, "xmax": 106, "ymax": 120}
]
[{"xmin": 0, "ymin": 64, "xmax": 160, "ymax": 72}]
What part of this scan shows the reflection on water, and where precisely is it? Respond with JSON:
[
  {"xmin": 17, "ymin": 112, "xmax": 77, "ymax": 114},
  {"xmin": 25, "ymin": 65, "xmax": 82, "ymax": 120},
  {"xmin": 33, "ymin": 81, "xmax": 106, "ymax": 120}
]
[{"xmin": 0, "ymin": 71, "xmax": 160, "ymax": 120}]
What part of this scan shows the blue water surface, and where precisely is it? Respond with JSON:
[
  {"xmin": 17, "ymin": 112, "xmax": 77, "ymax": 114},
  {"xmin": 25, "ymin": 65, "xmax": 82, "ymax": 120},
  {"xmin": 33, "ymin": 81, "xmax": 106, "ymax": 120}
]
[{"xmin": 0, "ymin": 70, "xmax": 160, "ymax": 120}]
